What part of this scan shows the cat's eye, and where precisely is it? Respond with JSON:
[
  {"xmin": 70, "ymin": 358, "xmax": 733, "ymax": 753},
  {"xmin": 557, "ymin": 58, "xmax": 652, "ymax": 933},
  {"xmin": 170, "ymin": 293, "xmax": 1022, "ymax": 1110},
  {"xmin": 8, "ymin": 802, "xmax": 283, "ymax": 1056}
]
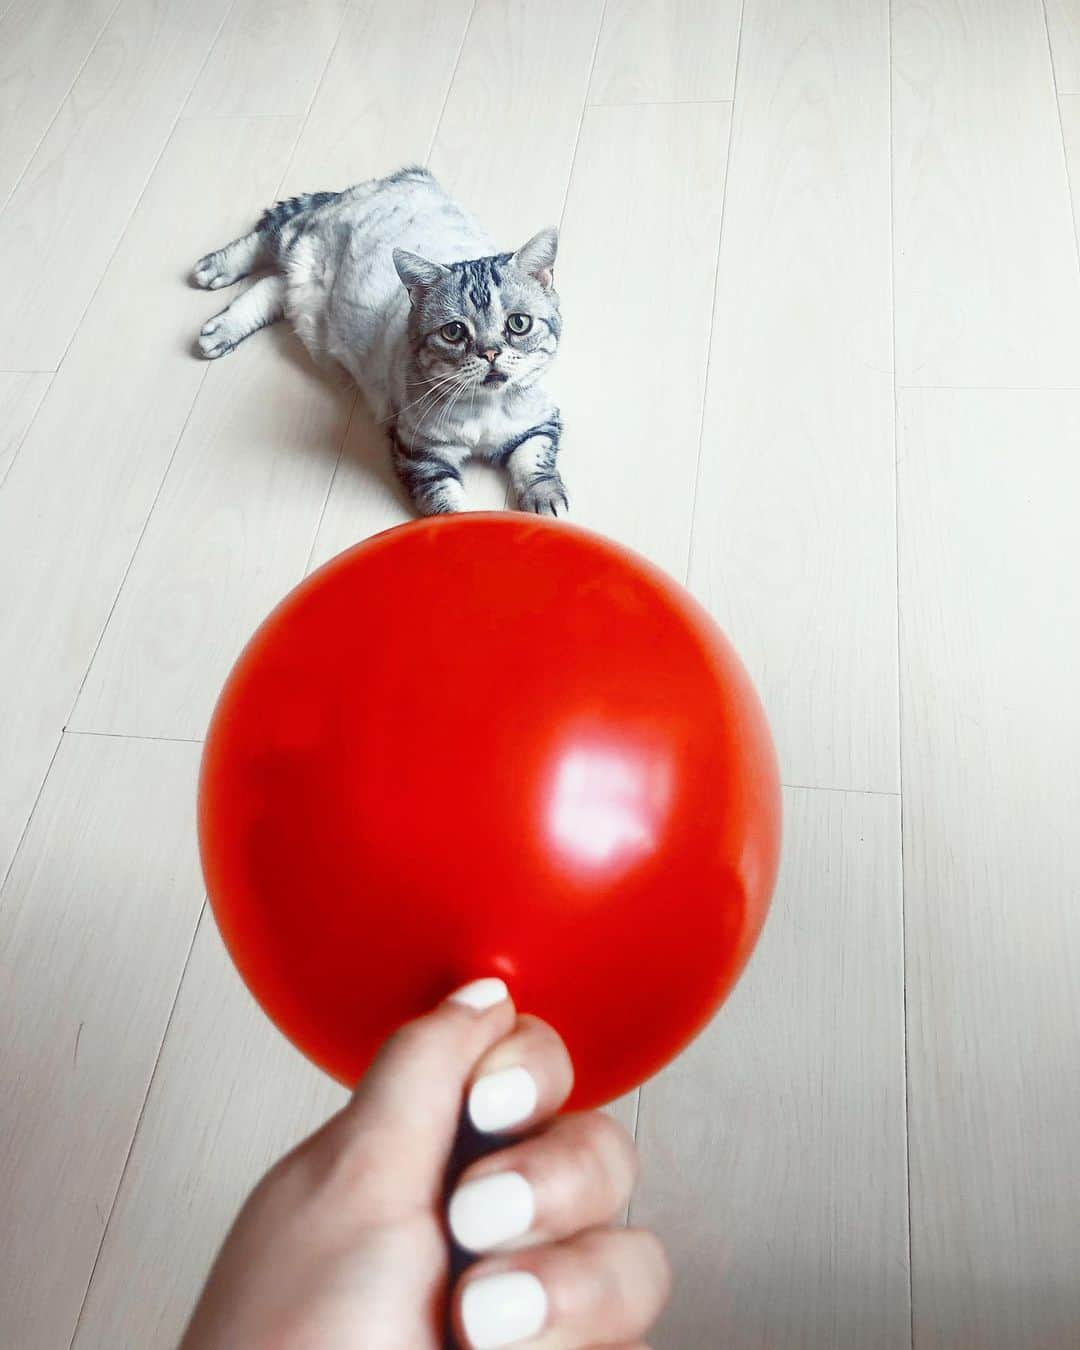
[
  {"xmin": 506, "ymin": 313, "xmax": 532, "ymax": 335},
  {"xmin": 440, "ymin": 321, "xmax": 467, "ymax": 342}
]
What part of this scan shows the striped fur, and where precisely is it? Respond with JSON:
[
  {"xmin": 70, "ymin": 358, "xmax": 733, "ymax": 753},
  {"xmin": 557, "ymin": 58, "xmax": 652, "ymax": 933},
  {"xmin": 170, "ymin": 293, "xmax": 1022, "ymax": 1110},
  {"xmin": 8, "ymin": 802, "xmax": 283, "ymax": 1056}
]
[{"xmin": 191, "ymin": 167, "xmax": 567, "ymax": 517}]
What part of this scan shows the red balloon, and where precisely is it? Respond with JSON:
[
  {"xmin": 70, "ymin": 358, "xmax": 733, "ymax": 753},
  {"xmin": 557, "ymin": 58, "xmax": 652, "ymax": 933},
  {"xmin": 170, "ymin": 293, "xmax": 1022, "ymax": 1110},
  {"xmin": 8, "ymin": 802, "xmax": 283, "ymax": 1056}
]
[{"xmin": 199, "ymin": 514, "xmax": 781, "ymax": 1110}]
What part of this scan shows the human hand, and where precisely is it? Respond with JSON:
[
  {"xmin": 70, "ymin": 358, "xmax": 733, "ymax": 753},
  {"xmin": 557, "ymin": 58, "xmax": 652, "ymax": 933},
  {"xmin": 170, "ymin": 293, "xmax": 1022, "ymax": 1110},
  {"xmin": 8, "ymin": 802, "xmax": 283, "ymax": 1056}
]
[{"xmin": 179, "ymin": 978, "xmax": 670, "ymax": 1349}]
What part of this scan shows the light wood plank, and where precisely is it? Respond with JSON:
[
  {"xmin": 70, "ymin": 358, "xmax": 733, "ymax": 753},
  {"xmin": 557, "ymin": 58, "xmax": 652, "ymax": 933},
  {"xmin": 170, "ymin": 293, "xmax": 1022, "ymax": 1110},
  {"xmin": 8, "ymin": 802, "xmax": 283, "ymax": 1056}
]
[
  {"xmin": 72, "ymin": 912, "xmax": 347, "ymax": 1350},
  {"xmin": 589, "ymin": 0, "xmax": 742, "ymax": 104},
  {"xmin": 70, "ymin": 327, "xmax": 353, "ymax": 739},
  {"xmin": 186, "ymin": 0, "xmax": 348, "ymax": 118},
  {"xmin": 1058, "ymin": 91, "xmax": 1080, "ymax": 200},
  {"xmin": 633, "ymin": 787, "xmax": 909, "ymax": 1348},
  {"xmin": 0, "ymin": 733, "xmax": 204, "ymax": 1350},
  {"xmin": 309, "ymin": 0, "xmax": 604, "ymax": 567},
  {"xmin": 0, "ymin": 0, "xmax": 233, "ymax": 371},
  {"xmin": 279, "ymin": 0, "xmax": 474, "ymax": 193},
  {"xmin": 0, "ymin": 370, "xmax": 51, "ymax": 488},
  {"xmin": 429, "ymin": 0, "xmax": 605, "ymax": 242},
  {"xmin": 0, "ymin": 116, "xmax": 300, "ymax": 885},
  {"xmin": 1046, "ymin": 0, "xmax": 1080, "ymax": 95},
  {"xmin": 688, "ymin": 0, "xmax": 896, "ymax": 795},
  {"xmin": 898, "ymin": 388, "xmax": 1080, "ymax": 1349},
  {"xmin": 893, "ymin": 0, "xmax": 1080, "ymax": 386},
  {"xmin": 0, "ymin": 0, "xmax": 118, "ymax": 211},
  {"xmin": 543, "ymin": 101, "xmax": 731, "ymax": 579}
]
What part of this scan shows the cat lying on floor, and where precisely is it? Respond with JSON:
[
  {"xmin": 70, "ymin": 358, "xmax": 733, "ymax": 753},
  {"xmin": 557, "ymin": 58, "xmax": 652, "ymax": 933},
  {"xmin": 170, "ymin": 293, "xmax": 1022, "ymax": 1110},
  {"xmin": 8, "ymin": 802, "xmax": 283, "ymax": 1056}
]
[{"xmin": 192, "ymin": 166, "xmax": 567, "ymax": 518}]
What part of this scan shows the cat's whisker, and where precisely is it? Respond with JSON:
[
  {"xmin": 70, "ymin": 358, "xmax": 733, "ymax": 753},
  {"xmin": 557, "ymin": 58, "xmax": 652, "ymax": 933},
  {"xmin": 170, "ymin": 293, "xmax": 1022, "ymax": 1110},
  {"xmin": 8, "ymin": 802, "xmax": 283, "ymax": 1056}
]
[{"xmin": 382, "ymin": 370, "xmax": 462, "ymax": 423}]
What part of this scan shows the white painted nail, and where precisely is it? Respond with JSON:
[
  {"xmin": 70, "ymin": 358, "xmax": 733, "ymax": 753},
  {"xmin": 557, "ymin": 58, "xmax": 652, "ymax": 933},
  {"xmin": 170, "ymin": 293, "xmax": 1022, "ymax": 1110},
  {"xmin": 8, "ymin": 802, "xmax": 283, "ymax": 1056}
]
[
  {"xmin": 449, "ymin": 1171, "xmax": 535, "ymax": 1253},
  {"xmin": 461, "ymin": 1270, "xmax": 547, "ymax": 1349},
  {"xmin": 450, "ymin": 978, "xmax": 509, "ymax": 1011},
  {"xmin": 468, "ymin": 1065, "xmax": 538, "ymax": 1133}
]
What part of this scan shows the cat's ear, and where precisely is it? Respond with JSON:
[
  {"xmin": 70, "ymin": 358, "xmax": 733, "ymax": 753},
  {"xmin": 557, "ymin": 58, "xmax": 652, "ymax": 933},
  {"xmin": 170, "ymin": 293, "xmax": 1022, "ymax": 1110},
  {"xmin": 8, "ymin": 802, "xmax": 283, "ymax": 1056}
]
[
  {"xmin": 512, "ymin": 228, "xmax": 558, "ymax": 290},
  {"xmin": 393, "ymin": 248, "xmax": 449, "ymax": 304}
]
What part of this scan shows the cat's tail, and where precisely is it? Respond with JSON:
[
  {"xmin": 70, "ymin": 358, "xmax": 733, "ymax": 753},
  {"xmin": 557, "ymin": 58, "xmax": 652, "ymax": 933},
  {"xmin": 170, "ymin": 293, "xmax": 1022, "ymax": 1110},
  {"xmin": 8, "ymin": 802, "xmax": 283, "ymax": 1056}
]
[
  {"xmin": 256, "ymin": 190, "xmax": 341, "ymax": 242},
  {"xmin": 191, "ymin": 190, "xmax": 341, "ymax": 291}
]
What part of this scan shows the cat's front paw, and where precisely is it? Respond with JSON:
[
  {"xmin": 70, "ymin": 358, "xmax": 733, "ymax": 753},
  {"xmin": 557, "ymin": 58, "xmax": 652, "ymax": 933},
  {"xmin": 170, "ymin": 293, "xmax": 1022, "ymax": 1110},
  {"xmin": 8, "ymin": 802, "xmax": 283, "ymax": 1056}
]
[
  {"xmin": 197, "ymin": 314, "xmax": 235, "ymax": 360},
  {"xmin": 518, "ymin": 475, "xmax": 569, "ymax": 518}
]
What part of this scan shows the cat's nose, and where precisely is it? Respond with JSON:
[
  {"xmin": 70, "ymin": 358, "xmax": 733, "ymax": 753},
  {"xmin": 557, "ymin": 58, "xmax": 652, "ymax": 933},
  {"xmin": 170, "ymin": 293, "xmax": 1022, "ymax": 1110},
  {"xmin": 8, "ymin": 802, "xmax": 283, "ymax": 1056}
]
[{"xmin": 480, "ymin": 347, "xmax": 502, "ymax": 364}]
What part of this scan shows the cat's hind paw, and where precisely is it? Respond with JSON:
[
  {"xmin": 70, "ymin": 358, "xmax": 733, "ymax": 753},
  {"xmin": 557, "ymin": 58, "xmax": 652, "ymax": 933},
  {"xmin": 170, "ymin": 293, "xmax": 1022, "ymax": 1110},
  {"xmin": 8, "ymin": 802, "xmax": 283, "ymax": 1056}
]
[
  {"xmin": 190, "ymin": 251, "xmax": 235, "ymax": 290},
  {"xmin": 518, "ymin": 476, "xmax": 569, "ymax": 518},
  {"xmin": 197, "ymin": 313, "xmax": 236, "ymax": 360}
]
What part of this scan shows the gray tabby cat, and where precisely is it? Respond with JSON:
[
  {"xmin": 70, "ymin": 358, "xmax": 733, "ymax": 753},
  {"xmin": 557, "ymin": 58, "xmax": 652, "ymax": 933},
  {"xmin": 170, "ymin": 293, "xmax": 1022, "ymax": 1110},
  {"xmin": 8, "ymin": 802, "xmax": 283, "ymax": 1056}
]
[{"xmin": 191, "ymin": 166, "xmax": 567, "ymax": 517}]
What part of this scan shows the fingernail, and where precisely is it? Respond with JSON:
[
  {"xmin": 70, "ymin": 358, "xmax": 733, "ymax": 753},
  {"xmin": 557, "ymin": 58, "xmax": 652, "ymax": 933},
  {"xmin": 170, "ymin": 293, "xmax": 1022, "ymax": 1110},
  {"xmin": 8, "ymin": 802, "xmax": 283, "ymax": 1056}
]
[
  {"xmin": 461, "ymin": 1270, "xmax": 547, "ymax": 1349},
  {"xmin": 468, "ymin": 1065, "xmax": 538, "ymax": 1133},
  {"xmin": 449, "ymin": 1171, "xmax": 535, "ymax": 1252},
  {"xmin": 450, "ymin": 978, "xmax": 509, "ymax": 1011}
]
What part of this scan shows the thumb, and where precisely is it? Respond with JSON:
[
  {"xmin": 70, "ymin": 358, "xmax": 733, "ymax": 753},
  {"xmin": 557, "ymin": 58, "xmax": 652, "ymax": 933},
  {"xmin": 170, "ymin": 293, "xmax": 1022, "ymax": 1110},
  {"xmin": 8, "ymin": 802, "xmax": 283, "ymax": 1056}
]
[{"xmin": 330, "ymin": 978, "xmax": 516, "ymax": 1208}]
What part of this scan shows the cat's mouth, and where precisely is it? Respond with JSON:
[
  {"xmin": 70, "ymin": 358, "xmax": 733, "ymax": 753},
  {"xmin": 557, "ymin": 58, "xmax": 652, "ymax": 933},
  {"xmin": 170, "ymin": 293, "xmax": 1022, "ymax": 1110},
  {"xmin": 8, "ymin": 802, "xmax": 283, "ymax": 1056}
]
[{"xmin": 482, "ymin": 368, "xmax": 509, "ymax": 387}]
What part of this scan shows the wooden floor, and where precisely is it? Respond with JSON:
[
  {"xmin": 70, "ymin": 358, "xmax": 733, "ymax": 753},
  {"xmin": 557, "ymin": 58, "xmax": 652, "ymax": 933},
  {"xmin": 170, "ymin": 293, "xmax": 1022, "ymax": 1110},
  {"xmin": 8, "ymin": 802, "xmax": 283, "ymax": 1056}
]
[{"xmin": 2, "ymin": 1, "xmax": 1079, "ymax": 1346}]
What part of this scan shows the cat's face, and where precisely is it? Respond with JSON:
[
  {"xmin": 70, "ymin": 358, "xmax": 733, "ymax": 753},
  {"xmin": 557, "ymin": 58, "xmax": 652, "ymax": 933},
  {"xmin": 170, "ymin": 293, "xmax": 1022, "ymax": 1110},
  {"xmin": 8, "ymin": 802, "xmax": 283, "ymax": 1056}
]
[{"xmin": 394, "ymin": 228, "xmax": 561, "ymax": 395}]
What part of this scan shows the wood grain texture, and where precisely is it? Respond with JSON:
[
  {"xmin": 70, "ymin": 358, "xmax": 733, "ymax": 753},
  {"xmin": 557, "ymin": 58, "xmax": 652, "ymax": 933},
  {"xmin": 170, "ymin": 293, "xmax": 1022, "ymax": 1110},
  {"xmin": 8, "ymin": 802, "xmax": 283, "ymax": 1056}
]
[
  {"xmin": 893, "ymin": 0, "xmax": 1080, "ymax": 387},
  {"xmin": 553, "ymin": 101, "xmax": 730, "ymax": 578},
  {"xmin": 1058, "ymin": 91, "xmax": 1080, "ymax": 202},
  {"xmin": 186, "ymin": 0, "xmax": 349, "ymax": 118},
  {"xmin": 71, "ymin": 912, "xmax": 347, "ymax": 1350},
  {"xmin": 0, "ymin": 115, "xmax": 299, "ymax": 886},
  {"xmin": 688, "ymin": 0, "xmax": 897, "ymax": 795},
  {"xmin": 0, "ymin": 0, "xmax": 119, "ymax": 211},
  {"xmin": 633, "ymin": 787, "xmax": 909, "ymax": 1349},
  {"xmin": 1046, "ymin": 0, "xmax": 1080, "ymax": 95},
  {"xmin": 0, "ymin": 370, "xmax": 50, "ymax": 489},
  {"xmin": 0, "ymin": 0, "xmax": 233, "ymax": 371},
  {"xmin": 309, "ymin": 0, "xmax": 604, "ymax": 566},
  {"xmin": 430, "ymin": 0, "xmax": 605, "ymax": 241},
  {"xmin": 589, "ymin": 0, "xmax": 742, "ymax": 104},
  {"xmin": 898, "ymin": 388, "xmax": 1080, "ymax": 1349},
  {"xmin": 70, "ymin": 329, "xmax": 353, "ymax": 739},
  {"xmin": 278, "ymin": 0, "xmax": 474, "ymax": 194},
  {"xmin": 0, "ymin": 733, "xmax": 204, "ymax": 1350}
]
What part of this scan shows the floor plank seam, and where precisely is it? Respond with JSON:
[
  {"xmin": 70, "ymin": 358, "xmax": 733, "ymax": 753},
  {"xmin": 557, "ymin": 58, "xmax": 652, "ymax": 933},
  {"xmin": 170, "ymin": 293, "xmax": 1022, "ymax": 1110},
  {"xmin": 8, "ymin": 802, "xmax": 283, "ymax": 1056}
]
[
  {"xmin": 896, "ymin": 381, "xmax": 1080, "ymax": 391},
  {"xmin": 180, "ymin": 110, "xmax": 306, "ymax": 122},
  {"xmin": 300, "ymin": 390, "xmax": 361, "ymax": 576},
  {"xmin": 586, "ymin": 97, "xmax": 735, "ymax": 108},
  {"xmin": 63, "ymin": 728, "xmax": 206, "ymax": 745},
  {"xmin": 0, "ymin": 731, "xmax": 63, "ymax": 899},
  {"xmin": 425, "ymin": 0, "xmax": 478, "ymax": 164},
  {"xmin": 39, "ymin": 0, "xmax": 241, "ymax": 379},
  {"xmin": 1042, "ymin": 0, "xmax": 1080, "ymax": 291},
  {"xmin": 0, "ymin": 0, "xmax": 124, "ymax": 220},
  {"xmin": 681, "ymin": 0, "xmax": 746, "ymax": 592},
  {"xmin": 60, "ymin": 349, "xmax": 214, "ymax": 732},
  {"xmin": 563, "ymin": 0, "xmax": 608, "ymax": 222},
  {"xmin": 0, "ymin": 377, "xmax": 51, "ymax": 497},
  {"xmin": 65, "ymin": 902, "xmax": 209, "ymax": 1350},
  {"xmin": 888, "ymin": 0, "xmax": 916, "ymax": 1344}
]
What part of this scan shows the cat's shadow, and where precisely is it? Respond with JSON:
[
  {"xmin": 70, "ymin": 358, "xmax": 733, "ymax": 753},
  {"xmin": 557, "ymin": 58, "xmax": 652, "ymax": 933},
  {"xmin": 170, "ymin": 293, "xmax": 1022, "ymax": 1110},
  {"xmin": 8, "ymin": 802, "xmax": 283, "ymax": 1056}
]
[
  {"xmin": 184, "ymin": 285, "xmax": 509, "ymax": 521},
  {"xmin": 265, "ymin": 321, "xmax": 417, "ymax": 518}
]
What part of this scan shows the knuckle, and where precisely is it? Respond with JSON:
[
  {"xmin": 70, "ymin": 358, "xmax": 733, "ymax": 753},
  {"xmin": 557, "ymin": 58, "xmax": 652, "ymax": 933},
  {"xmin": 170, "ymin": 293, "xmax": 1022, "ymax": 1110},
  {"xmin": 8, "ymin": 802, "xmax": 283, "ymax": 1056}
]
[
  {"xmin": 382, "ymin": 1016, "xmax": 443, "ymax": 1066},
  {"xmin": 629, "ymin": 1227, "xmax": 674, "ymax": 1308},
  {"xmin": 567, "ymin": 1112, "xmax": 638, "ymax": 1199}
]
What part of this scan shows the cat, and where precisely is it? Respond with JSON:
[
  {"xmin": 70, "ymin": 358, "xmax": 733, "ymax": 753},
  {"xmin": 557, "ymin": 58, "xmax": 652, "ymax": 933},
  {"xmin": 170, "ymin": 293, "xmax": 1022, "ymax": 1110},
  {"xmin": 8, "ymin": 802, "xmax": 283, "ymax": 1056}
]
[{"xmin": 191, "ymin": 166, "xmax": 567, "ymax": 518}]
